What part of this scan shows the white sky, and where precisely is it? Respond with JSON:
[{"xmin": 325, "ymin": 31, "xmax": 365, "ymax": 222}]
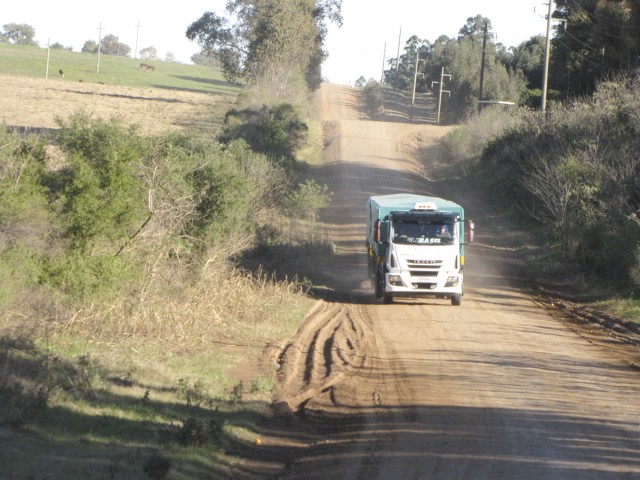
[{"xmin": 4, "ymin": 1, "xmax": 549, "ymax": 85}]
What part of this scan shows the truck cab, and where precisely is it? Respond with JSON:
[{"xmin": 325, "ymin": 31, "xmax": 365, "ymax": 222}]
[{"xmin": 366, "ymin": 194, "xmax": 474, "ymax": 305}]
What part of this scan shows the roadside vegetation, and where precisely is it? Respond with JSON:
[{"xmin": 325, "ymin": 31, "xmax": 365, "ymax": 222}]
[
  {"xmin": 377, "ymin": 2, "xmax": 639, "ymax": 121},
  {"xmin": 433, "ymin": 75, "xmax": 640, "ymax": 319},
  {"xmin": 0, "ymin": 108, "xmax": 332, "ymax": 478},
  {"xmin": 0, "ymin": 1, "xmax": 338, "ymax": 477}
]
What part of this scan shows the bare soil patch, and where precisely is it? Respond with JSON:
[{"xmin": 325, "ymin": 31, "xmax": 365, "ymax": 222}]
[{"xmin": 0, "ymin": 75, "xmax": 227, "ymax": 135}]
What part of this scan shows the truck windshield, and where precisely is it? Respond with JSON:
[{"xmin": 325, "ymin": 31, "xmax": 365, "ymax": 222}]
[{"xmin": 392, "ymin": 221, "xmax": 456, "ymax": 245}]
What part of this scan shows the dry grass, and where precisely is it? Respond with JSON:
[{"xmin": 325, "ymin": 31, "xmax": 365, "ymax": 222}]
[
  {"xmin": 0, "ymin": 75, "xmax": 228, "ymax": 135},
  {"xmin": 45, "ymin": 256, "xmax": 312, "ymax": 355}
]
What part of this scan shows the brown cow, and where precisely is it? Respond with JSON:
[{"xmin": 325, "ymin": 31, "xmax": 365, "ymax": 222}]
[
  {"xmin": 139, "ymin": 63, "xmax": 157, "ymax": 73},
  {"xmin": 59, "ymin": 69, "xmax": 64, "ymax": 78}
]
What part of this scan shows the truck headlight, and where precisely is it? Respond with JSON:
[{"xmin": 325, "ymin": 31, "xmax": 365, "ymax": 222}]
[
  {"xmin": 388, "ymin": 274, "xmax": 403, "ymax": 286},
  {"xmin": 445, "ymin": 275, "xmax": 459, "ymax": 287}
]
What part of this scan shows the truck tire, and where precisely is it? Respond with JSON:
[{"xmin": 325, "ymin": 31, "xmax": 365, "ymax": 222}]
[
  {"xmin": 451, "ymin": 293, "xmax": 462, "ymax": 306},
  {"xmin": 383, "ymin": 293, "xmax": 393, "ymax": 304},
  {"xmin": 375, "ymin": 269, "xmax": 385, "ymax": 299}
]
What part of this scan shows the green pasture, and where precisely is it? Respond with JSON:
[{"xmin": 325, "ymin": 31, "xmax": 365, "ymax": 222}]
[{"xmin": 0, "ymin": 43, "xmax": 241, "ymax": 95}]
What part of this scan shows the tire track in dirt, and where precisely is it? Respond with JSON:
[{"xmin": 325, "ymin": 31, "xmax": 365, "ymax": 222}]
[{"xmin": 272, "ymin": 301, "xmax": 374, "ymax": 414}]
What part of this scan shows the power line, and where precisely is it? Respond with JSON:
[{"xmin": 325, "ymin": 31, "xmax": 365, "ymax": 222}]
[
  {"xmin": 566, "ymin": 0, "xmax": 640, "ymax": 33},
  {"xmin": 554, "ymin": 37, "xmax": 609, "ymax": 69},
  {"xmin": 562, "ymin": 28, "xmax": 602, "ymax": 54}
]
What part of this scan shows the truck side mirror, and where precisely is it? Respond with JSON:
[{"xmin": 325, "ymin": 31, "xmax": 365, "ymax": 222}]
[
  {"xmin": 374, "ymin": 219, "xmax": 381, "ymax": 243},
  {"xmin": 467, "ymin": 220, "xmax": 475, "ymax": 244}
]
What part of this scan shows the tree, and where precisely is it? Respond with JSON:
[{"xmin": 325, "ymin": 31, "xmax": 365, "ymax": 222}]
[
  {"xmin": 384, "ymin": 35, "xmax": 431, "ymax": 91},
  {"xmin": 387, "ymin": 16, "xmax": 527, "ymax": 122},
  {"xmin": 50, "ymin": 42, "xmax": 72, "ymax": 51},
  {"xmin": 82, "ymin": 40, "xmax": 98, "ymax": 54},
  {"xmin": 186, "ymin": 0, "xmax": 342, "ymax": 96},
  {"xmin": 551, "ymin": 0, "xmax": 640, "ymax": 97},
  {"xmin": 458, "ymin": 15, "xmax": 490, "ymax": 43},
  {"xmin": 139, "ymin": 46, "xmax": 158, "ymax": 60},
  {"xmin": 100, "ymin": 34, "xmax": 131, "ymax": 56},
  {"xmin": 219, "ymin": 103, "xmax": 308, "ymax": 167},
  {"xmin": 2, "ymin": 23, "xmax": 37, "ymax": 46},
  {"xmin": 165, "ymin": 52, "xmax": 175, "ymax": 63},
  {"xmin": 191, "ymin": 51, "xmax": 220, "ymax": 67},
  {"xmin": 509, "ymin": 36, "xmax": 546, "ymax": 89}
]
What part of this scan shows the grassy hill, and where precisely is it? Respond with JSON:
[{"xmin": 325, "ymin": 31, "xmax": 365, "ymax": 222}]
[{"xmin": 0, "ymin": 43, "xmax": 241, "ymax": 95}]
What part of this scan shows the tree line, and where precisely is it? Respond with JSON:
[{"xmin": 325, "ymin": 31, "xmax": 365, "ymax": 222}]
[
  {"xmin": 373, "ymin": 0, "xmax": 640, "ymax": 122},
  {"xmin": 0, "ymin": 23, "xmax": 174, "ymax": 62}
]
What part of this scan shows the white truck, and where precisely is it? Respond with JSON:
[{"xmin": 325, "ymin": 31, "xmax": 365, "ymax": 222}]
[{"xmin": 366, "ymin": 193, "xmax": 474, "ymax": 305}]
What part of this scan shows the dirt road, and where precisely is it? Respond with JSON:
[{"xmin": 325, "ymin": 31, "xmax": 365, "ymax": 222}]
[{"xmin": 272, "ymin": 84, "xmax": 640, "ymax": 479}]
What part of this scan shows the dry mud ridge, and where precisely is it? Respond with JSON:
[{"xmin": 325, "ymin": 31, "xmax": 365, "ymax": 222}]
[{"xmin": 267, "ymin": 84, "xmax": 640, "ymax": 480}]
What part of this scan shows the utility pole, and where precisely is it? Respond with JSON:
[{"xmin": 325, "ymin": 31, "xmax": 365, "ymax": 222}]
[
  {"xmin": 478, "ymin": 22, "xmax": 488, "ymax": 112},
  {"xmin": 45, "ymin": 38, "xmax": 50, "ymax": 79},
  {"xmin": 394, "ymin": 26, "xmax": 402, "ymax": 89},
  {"xmin": 432, "ymin": 66, "xmax": 451, "ymax": 124},
  {"xmin": 380, "ymin": 41, "xmax": 386, "ymax": 85},
  {"xmin": 541, "ymin": 0, "xmax": 553, "ymax": 112},
  {"xmin": 134, "ymin": 20, "xmax": 142, "ymax": 59},
  {"xmin": 96, "ymin": 21, "xmax": 103, "ymax": 74},
  {"xmin": 410, "ymin": 50, "xmax": 420, "ymax": 122}
]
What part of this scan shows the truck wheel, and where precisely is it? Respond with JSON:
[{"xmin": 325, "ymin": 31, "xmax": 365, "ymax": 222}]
[
  {"xmin": 375, "ymin": 270, "xmax": 385, "ymax": 299},
  {"xmin": 383, "ymin": 293, "xmax": 393, "ymax": 304},
  {"xmin": 451, "ymin": 293, "xmax": 462, "ymax": 306}
]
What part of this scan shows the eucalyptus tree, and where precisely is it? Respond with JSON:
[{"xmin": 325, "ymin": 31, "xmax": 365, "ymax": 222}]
[
  {"xmin": 509, "ymin": 36, "xmax": 546, "ymax": 90},
  {"xmin": 384, "ymin": 35, "xmax": 431, "ymax": 91},
  {"xmin": 419, "ymin": 16, "xmax": 526, "ymax": 121},
  {"xmin": 551, "ymin": 0, "xmax": 640, "ymax": 97},
  {"xmin": 186, "ymin": 0, "xmax": 342, "ymax": 98}
]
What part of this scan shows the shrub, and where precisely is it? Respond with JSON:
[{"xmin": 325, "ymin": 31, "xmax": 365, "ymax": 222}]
[
  {"xmin": 184, "ymin": 139, "xmax": 286, "ymax": 246},
  {"xmin": 178, "ymin": 414, "xmax": 225, "ymax": 446},
  {"xmin": 0, "ymin": 132, "xmax": 54, "ymax": 309},
  {"xmin": 0, "ymin": 244, "xmax": 42, "ymax": 307},
  {"xmin": 475, "ymin": 76, "xmax": 640, "ymax": 285},
  {"xmin": 362, "ymin": 81, "xmax": 384, "ymax": 118},
  {"xmin": 55, "ymin": 112, "xmax": 148, "ymax": 252},
  {"xmin": 220, "ymin": 103, "xmax": 308, "ymax": 167},
  {"xmin": 284, "ymin": 179, "xmax": 332, "ymax": 222}
]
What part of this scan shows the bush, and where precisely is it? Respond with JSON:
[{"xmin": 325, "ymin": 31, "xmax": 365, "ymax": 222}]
[
  {"xmin": 476, "ymin": 76, "xmax": 640, "ymax": 285},
  {"xmin": 178, "ymin": 414, "xmax": 225, "ymax": 446},
  {"xmin": 55, "ymin": 112, "xmax": 148, "ymax": 252},
  {"xmin": 0, "ymin": 244, "xmax": 42, "ymax": 307},
  {"xmin": 41, "ymin": 252, "xmax": 136, "ymax": 301},
  {"xmin": 0, "ymin": 132, "xmax": 54, "ymax": 309},
  {"xmin": 362, "ymin": 81, "xmax": 384, "ymax": 118},
  {"xmin": 220, "ymin": 103, "xmax": 308, "ymax": 167},
  {"xmin": 184, "ymin": 139, "xmax": 286, "ymax": 246},
  {"xmin": 284, "ymin": 179, "xmax": 332, "ymax": 222}
]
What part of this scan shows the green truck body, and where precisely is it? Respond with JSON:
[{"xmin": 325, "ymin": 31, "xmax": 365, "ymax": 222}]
[{"xmin": 366, "ymin": 193, "xmax": 474, "ymax": 305}]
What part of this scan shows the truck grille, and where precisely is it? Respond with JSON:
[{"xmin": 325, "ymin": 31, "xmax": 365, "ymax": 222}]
[
  {"xmin": 407, "ymin": 259, "xmax": 442, "ymax": 277},
  {"xmin": 407, "ymin": 259, "xmax": 442, "ymax": 268}
]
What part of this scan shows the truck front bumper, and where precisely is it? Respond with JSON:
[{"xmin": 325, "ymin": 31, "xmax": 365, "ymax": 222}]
[{"xmin": 384, "ymin": 271, "xmax": 462, "ymax": 297}]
